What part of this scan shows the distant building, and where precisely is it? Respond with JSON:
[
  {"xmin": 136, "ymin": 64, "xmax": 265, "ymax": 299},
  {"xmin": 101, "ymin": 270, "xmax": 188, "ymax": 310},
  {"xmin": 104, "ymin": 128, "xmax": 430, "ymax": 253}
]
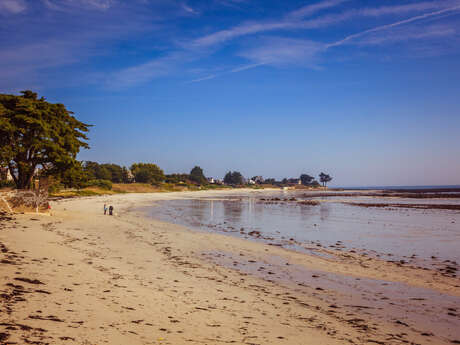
[
  {"xmin": 248, "ymin": 179, "xmax": 256, "ymax": 185},
  {"xmin": 206, "ymin": 177, "xmax": 224, "ymax": 185},
  {"xmin": 126, "ymin": 169, "xmax": 135, "ymax": 183},
  {"xmin": 252, "ymin": 176, "xmax": 264, "ymax": 184}
]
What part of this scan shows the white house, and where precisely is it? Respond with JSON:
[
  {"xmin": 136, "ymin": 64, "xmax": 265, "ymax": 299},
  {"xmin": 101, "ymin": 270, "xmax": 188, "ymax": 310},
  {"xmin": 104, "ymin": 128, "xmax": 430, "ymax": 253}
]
[{"xmin": 252, "ymin": 176, "xmax": 264, "ymax": 184}]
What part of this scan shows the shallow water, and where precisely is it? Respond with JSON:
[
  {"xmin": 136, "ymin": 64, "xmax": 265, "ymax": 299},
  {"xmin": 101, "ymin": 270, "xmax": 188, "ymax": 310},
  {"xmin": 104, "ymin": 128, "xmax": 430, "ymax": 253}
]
[{"xmin": 141, "ymin": 191, "xmax": 460, "ymax": 265}]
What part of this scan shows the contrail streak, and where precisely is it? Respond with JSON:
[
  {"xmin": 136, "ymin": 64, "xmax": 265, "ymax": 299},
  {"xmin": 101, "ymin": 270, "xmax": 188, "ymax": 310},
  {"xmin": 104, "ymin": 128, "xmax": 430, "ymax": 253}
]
[{"xmin": 327, "ymin": 5, "xmax": 460, "ymax": 48}]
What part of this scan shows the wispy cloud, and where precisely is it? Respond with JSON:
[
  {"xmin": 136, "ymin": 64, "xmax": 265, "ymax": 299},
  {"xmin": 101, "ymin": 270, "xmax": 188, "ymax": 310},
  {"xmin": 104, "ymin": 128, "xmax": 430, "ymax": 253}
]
[
  {"xmin": 42, "ymin": 0, "xmax": 114, "ymax": 11},
  {"xmin": 110, "ymin": 59, "xmax": 173, "ymax": 87},
  {"xmin": 292, "ymin": 1, "xmax": 459, "ymax": 30},
  {"xmin": 186, "ymin": 62, "xmax": 265, "ymax": 83},
  {"xmin": 109, "ymin": 51, "xmax": 200, "ymax": 88},
  {"xmin": 0, "ymin": 40, "xmax": 86, "ymax": 70},
  {"xmin": 355, "ymin": 23, "xmax": 457, "ymax": 46},
  {"xmin": 0, "ymin": 0, "xmax": 169, "ymax": 89},
  {"xmin": 358, "ymin": 1, "xmax": 458, "ymax": 17},
  {"xmin": 230, "ymin": 62, "xmax": 265, "ymax": 73},
  {"xmin": 190, "ymin": 21, "xmax": 293, "ymax": 48},
  {"xmin": 188, "ymin": 74, "xmax": 218, "ymax": 83},
  {"xmin": 0, "ymin": 0, "xmax": 27, "ymax": 14},
  {"xmin": 189, "ymin": 0, "xmax": 460, "ymax": 49},
  {"xmin": 215, "ymin": 0, "xmax": 249, "ymax": 10},
  {"xmin": 190, "ymin": 0, "xmax": 349, "ymax": 48},
  {"xmin": 181, "ymin": 3, "xmax": 199, "ymax": 15},
  {"xmin": 3, "ymin": 0, "xmax": 459, "ymax": 90},
  {"xmin": 288, "ymin": 0, "xmax": 349, "ymax": 19},
  {"xmin": 239, "ymin": 37, "xmax": 324, "ymax": 67},
  {"xmin": 107, "ymin": 0, "xmax": 460, "ymax": 87},
  {"xmin": 186, "ymin": 2, "xmax": 460, "ymax": 84},
  {"xmin": 328, "ymin": 5, "xmax": 460, "ymax": 48}
]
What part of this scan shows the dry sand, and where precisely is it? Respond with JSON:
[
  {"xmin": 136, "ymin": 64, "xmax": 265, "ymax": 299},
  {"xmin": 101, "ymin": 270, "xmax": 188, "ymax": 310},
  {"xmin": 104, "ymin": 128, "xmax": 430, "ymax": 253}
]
[{"xmin": 1, "ymin": 190, "xmax": 459, "ymax": 345}]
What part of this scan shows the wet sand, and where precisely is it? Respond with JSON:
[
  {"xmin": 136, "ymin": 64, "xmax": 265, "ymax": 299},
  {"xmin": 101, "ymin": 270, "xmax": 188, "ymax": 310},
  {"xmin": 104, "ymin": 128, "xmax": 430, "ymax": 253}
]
[
  {"xmin": 1, "ymin": 190, "xmax": 459, "ymax": 344},
  {"xmin": 145, "ymin": 191, "xmax": 460, "ymax": 267}
]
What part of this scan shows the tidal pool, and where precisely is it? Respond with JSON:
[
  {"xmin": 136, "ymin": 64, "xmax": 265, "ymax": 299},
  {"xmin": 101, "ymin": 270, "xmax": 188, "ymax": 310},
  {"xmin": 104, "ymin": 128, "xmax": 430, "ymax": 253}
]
[{"xmin": 140, "ymin": 190, "xmax": 460, "ymax": 265}]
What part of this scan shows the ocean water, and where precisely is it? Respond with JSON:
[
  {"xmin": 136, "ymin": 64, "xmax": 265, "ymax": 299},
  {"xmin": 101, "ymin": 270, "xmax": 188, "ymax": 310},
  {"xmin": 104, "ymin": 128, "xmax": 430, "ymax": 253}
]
[
  {"xmin": 337, "ymin": 185, "xmax": 460, "ymax": 190},
  {"xmin": 141, "ymin": 190, "xmax": 460, "ymax": 266}
]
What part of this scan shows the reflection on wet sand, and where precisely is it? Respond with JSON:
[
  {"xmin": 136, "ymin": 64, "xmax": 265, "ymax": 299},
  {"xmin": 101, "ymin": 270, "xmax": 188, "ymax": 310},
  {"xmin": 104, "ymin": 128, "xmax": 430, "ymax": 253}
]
[{"xmin": 144, "ymin": 190, "xmax": 460, "ymax": 266}]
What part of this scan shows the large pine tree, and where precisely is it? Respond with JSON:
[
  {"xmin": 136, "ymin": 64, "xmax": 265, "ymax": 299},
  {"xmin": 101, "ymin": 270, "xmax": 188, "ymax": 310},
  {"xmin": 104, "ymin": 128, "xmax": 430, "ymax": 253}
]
[{"xmin": 0, "ymin": 91, "xmax": 90, "ymax": 189}]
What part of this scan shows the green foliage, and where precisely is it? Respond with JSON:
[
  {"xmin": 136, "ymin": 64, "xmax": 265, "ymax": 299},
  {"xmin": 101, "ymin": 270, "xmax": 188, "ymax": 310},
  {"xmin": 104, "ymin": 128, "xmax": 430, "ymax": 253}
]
[
  {"xmin": 185, "ymin": 184, "xmax": 201, "ymax": 191},
  {"xmin": 161, "ymin": 183, "xmax": 177, "ymax": 191},
  {"xmin": 83, "ymin": 161, "xmax": 125, "ymax": 183},
  {"xmin": 189, "ymin": 166, "xmax": 207, "ymax": 185},
  {"xmin": 97, "ymin": 166, "xmax": 112, "ymax": 181},
  {"xmin": 84, "ymin": 179, "xmax": 113, "ymax": 190},
  {"xmin": 133, "ymin": 169, "xmax": 152, "ymax": 184},
  {"xmin": 130, "ymin": 163, "xmax": 165, "ymax": 184},
  {"xmin": 300, "ymin": 174, "xmax": 314, "ymax": 186},
  {"xmin": 0, "ymin": 180, "xmax": 15, "ymax": 188},
  {"xmin": 75, "ymin": 190, "xmax": 102, "ymax": 196},
  {"xmin": 58, "ymin": 161, "xmax": 88, "ymax": 188},
  {"xmin": 103, "ymin": 164, "xmax": 123, "ymax": 183},
  {"xmin": 224, "ymin": 171, "xmax": 244, "ymax": 185},
  {"xmin": 165, "ymin": 173, "xmax": 190, "ymax": 184},
  {"xmin": 310, "ymin": 180, "xmax": 320, "ymax": 187},
  {"xmin": 0, "ymin": 90, "xmax": 90, "ymax": 189},
  {"xmin": 319, "ymin": 172, "xmax": 333, "ymax": 187},
  {"xmin": 203, "ymin": 183, "xmax": 231, "ymax": 190}
]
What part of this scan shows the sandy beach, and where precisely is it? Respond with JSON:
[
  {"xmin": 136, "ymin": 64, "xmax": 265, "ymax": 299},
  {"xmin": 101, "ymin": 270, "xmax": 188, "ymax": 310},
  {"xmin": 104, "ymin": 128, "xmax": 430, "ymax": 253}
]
[{"xmin": 1, "ymin": 190, "xmax": 459, "ymax": 345}]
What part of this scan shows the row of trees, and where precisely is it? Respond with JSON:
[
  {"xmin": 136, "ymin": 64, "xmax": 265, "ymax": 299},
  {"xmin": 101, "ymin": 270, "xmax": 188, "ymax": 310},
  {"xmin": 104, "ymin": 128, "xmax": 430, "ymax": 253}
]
[
  {"xmin": 222, "ymin": 172, "xmax": 332, "ymax": 187},
  {"xmin": 1, "ymin": 91, "xmax": 334, "ymax": 191},
  {"xmin": 263, "ymin": 173, "xmax": 332, "ymax": 187},
  {"xmin": 59, "ymin": 162, "xmax": 207, "ymax": 189},
  {"xmin": 83, "ymin": 162, "xmax": 131, "ymax": 183}
]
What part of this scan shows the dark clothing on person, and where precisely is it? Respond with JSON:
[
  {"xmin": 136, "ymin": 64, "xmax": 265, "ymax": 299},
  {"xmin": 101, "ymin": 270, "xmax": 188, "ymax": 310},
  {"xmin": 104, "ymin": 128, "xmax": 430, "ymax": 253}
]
[{"xmin": 109, "ymin": 206, "xmax": 114, "ymax": 216}]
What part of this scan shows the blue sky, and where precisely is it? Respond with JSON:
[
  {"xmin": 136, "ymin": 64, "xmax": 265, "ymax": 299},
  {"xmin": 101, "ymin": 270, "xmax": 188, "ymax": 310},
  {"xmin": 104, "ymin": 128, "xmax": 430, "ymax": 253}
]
[{"xmin": 1, "ymin": 0, "xmax": 460, "ymax": 186}]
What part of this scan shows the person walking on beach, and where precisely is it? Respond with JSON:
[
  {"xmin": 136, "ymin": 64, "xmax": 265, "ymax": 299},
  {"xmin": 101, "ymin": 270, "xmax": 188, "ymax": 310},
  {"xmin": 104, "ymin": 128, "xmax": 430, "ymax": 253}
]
[
  {"xmin": 104, "ymin": 203, "xmax": 108, "ymax": 215},
  {"xmin": 109, "ymin": 205, "xmax": 114, "ymax": 216}
]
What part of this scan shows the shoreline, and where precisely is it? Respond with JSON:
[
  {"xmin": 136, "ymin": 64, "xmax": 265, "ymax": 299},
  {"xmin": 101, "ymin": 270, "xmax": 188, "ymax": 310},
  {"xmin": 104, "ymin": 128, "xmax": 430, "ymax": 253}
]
[{"xmin": 1, "ymin": 190, "xmax": 459, "ymax": 344}]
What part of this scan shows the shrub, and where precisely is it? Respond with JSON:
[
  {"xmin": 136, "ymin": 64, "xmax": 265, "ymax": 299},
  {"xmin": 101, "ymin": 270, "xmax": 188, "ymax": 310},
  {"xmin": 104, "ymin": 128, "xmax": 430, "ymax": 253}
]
[
  {"xmin": 48, "ymin": 182, "xmax": 63, "ymax": 194},
  {"xmin": 84, "ymin": 179, "xmax": 112, "ymax": 190},
  {"xmin": 0, "ymin": 180, "xmax": 15, "ymax": 188}
]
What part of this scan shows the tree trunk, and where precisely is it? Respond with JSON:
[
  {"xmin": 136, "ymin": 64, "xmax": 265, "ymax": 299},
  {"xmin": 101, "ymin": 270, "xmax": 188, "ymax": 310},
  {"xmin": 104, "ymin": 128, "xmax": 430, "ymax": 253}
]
[
  {"xmin": 7, "ymin": 163, "xmax": 18, "ymax": 187},
  {"xmin": 11, "ymin": 162, "xmax": 35, "ymax": 189}
]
